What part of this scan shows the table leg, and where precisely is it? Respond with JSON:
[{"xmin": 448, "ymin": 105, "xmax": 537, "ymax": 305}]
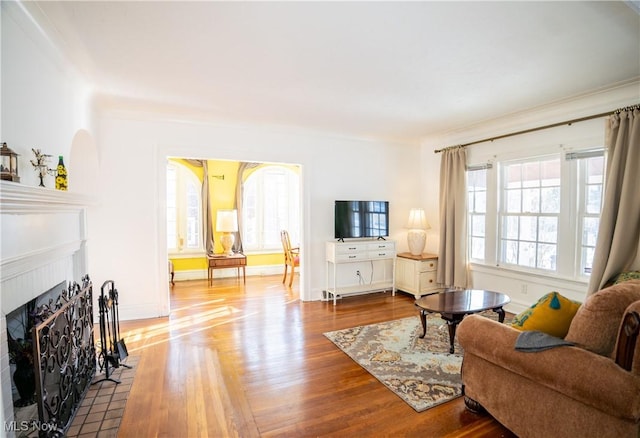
[
  {"xmin": 418, "ymin": 309, "xmax": 428, "ymax": 338},
  {"xmin": 442, "ymin": 313, "xmax": 464, "ymax": 354},
  {"xmin": 446, "ymin": 321, "xmax": 457, "ymax": 354},
  {"xmin": 494, "ymin": 307, "xmax": 506, "ymax": 323}
]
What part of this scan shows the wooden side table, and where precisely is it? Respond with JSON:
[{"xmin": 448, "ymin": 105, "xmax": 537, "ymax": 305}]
[
  {"xmin": 207, "ymin": 253, "xmax": 247, "ymax": 286},
  {"xmin": 395, "ymin": 252, "xmax": 440, "ymax": 298}
]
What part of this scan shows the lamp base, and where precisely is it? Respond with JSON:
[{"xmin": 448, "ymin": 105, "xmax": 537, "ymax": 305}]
[
  {"xmin": 220, "ymin": 232, "xmax": 235, "ymax": 256},
  {"xmin": 407, "ymin": 229, "xmax": 426, "ymax": 256}
]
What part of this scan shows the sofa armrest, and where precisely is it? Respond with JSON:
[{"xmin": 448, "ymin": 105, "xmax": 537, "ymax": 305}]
[
  {"xmin": 615, "ymin": 301, "xmax": 640, "ymax": 373},
  {"xmin": 458, "ymin": 314, "xmax": 640, "ymax": 421}
]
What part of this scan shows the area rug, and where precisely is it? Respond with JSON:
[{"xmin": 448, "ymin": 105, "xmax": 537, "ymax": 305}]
[{"xmin": 324, "ymin": 313, "xmax": 502, "ymax": 412}]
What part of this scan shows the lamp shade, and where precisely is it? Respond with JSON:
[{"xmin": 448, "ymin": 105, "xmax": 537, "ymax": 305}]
[
  {"xmin": 406, "ymin": 208, "xmax": 430, "ymax": 230},
  {"xmin": 216, "ymin": 210, "xmax": 238, "ymax": 232}
]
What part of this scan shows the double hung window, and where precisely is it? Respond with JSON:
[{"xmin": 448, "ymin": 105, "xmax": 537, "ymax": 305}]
[
  {"xmin": 167, "ymin": 162, "xmax": 203, "ymax": 253},
  {"xmin": 468, "ymin": 149, "xmax": 604, "ymax": 280},
  {"xmin": 467, "ymin": 166, "xmax": 488, "ymax": 261},
  {"xmin": 242, "ymin": 165, "xmax": 300, "ymax": 252},
  {"xmin": 500, "ymin": 157, "xmax": 560, "ymax": 271}
]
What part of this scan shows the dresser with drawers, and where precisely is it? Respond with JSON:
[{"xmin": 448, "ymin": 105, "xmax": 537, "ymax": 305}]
[
  {"xmin": 325, "ymin": 240, "xmax": 396, "ymax": 305},
  {"xmin": 395, "ymin": 252, "xmax": 440, "ymax": 298}
]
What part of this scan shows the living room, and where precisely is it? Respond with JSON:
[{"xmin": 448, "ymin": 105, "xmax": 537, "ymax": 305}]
[{"xmin": 1, "ymin": 1, "xmax": 639, "ymax": 436}]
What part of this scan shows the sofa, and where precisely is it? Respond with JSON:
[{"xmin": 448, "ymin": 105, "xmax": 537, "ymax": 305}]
[{"xmin": 457, "ymin": 279, "xmax": 640, "ymax": 438}]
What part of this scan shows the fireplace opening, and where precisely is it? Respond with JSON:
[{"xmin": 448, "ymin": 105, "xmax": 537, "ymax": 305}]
[
  {"xmin": 4, "ymin": 278, "xmax": 95, "ymax": 437},
  {"xmin": 6, "ymin": 281, "xmax": 65, "ymax": 433}
]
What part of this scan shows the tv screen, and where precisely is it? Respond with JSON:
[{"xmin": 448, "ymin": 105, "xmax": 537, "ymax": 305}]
[{"xmin": 334, "ymin": 200, "xmax": 389, "ymax": 239}]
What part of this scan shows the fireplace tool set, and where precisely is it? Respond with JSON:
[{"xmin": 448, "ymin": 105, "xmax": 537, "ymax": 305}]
[{"xmin": 93, "ymin": 280, "xmax": 131, "ymax": 384}]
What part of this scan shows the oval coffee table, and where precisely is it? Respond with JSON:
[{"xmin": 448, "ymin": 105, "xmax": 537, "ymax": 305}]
[{"xmin": 415, "ymin": 289, "xmax": 511, "ymax": 353}]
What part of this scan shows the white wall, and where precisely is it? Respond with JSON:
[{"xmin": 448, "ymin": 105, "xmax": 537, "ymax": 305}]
[
  {"xmin": 1, "ymin": 6, "xmax": 96, "ymax": 431},
  {"xmin": 90, "ymin": 114, "xmax": 422, "ymax": 319},
  {"xmin": 419, "ymin": 81, "xmax": 640, "ymax": 313},
  {"xmin": 1, "ymin": 2, "xmax": 95, "ymax": 187}
]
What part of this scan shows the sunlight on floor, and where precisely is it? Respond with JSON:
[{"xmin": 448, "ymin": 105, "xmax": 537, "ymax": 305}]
[{"xmin": 122, "ymin": 300, "xmax": 260, "ymax": 353}]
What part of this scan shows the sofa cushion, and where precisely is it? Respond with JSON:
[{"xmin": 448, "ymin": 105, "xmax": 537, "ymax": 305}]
[
  {"xmin": 614, "ymin": 271, "xmax": 640, "ymax": 284},
  {"xmin": 511, "ymin": 292, "xmax": 581, "ymax": 338},
  {"xmin": 565, "ymin": 280, "xmax": 640, "ymax": 357}
]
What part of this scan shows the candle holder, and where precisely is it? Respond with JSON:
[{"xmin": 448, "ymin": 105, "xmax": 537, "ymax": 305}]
[{"xmin": 0, "ymin": 142, "xmax": 20, "ymax": 182}]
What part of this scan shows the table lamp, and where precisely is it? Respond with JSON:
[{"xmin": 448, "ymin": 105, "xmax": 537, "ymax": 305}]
[
  {"xmin": 216, "ymin": 209, "xmax": 238, "ymax": 256},
  {"xmin": 406, "ymin": 208, "xmax": 430, "ymax": 256}
]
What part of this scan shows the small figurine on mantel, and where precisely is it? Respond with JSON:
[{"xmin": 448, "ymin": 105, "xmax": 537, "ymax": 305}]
[{"xmin": 30, "ymin": 148, "xmax": 55, "ymax": 187}]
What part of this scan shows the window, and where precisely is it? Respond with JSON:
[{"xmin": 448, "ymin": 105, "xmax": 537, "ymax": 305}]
[
  {"xmin": 467, "ymin": 166, "xmax": 488, "ymax": 261},
  {"xmin": 167, "ymin": 162, "xmax": 203, "ymax": 253},
  {"xmin": 500, "ymin": 157, "xmax": 560, "ymax": 271},
  {"xmin": 467, "ymin": 148, "xmax": 605, "ymax": 280},
  {"xmin": 242, "ymin": 165, "xmax": 300, "ymax": 252},
  {"xmin": 574, "ymin": 152, "xmax": 605, "ymax": 275}
]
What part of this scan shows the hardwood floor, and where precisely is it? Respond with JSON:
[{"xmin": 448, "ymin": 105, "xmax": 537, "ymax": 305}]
[{"xmin": 117, "ymin": 276, "xmax": 516, "ymax": 437}]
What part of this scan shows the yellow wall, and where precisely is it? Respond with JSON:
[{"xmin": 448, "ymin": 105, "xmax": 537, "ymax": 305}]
[{"xmin": 168, "ymin": 159, "xmax": 296, "ymax": 273}]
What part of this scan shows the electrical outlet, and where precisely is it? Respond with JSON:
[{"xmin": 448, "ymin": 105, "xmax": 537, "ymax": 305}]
[
  {"xmin": 356, "ymin": 270, "xmax": 361, "ymax": 277},
  {"xmin": 521, "ymin": 284, "xmax": 528, "ymax": 295}
]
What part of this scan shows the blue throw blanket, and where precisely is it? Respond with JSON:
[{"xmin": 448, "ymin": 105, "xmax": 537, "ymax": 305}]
[{"xmin": 515, "ymin": 330, "xmax": 575, "ymax": 352}]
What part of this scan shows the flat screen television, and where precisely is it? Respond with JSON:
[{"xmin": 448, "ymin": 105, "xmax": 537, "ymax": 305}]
[{"xmin": 334, "ymin": 200, "xmax": 389, "ymax": 240}]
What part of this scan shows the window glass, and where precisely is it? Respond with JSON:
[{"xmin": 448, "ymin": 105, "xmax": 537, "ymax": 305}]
[
  {"xmin": 467, "ymin": 167, "xmax": 487, "ymax": 261},
  {"xmin": 471, "ymin": 148, "xmax": 604, "ymax": 280},
  {"xmin": 243, "ymin": 165, "xmax": 300, "ymax": 252},
  {"xmin": 167, "ymin": 162, "xmax": 203, "ymax": 253},
  {"xmin": 579, "ymin": 155, "xmax": 604, "ymax": 274},
  {"xmin": 499, "ymin": 157, "xmax": 560, "ymax": 271}
]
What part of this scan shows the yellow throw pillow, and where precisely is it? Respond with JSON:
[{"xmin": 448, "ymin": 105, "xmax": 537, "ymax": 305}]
[{"xmin": 511, "ymin": 292, "xmax": 581, "ymax": 339}]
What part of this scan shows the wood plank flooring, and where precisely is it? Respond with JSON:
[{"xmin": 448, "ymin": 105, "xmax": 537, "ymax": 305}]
[{"xmin": 117, "ymin": 276, "xmax": 516, "ymax": 437}]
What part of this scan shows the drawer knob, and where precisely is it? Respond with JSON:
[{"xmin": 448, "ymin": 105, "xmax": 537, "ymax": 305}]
[{"xmin": 429, "ymin": 279, "xmax": 433, "ymax": 283}]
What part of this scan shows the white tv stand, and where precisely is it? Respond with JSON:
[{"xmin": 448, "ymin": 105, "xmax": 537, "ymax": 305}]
[{"xmin": 325, "ymin": 239, "xmax": 396, "ymax": 305}]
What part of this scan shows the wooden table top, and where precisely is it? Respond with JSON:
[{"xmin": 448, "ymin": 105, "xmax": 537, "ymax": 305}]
[{"xmin": 415, "ymin": 289, "xmax": 510, "ymax": 314}]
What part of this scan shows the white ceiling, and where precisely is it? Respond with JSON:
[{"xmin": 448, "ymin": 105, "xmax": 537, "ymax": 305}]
[{"xmin": 29, "ymin": 1, "xmax": 640, "ymax": 142}]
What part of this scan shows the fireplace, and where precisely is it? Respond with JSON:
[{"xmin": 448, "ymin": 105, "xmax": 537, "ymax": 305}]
[{"xmin": 1, "ymin": 181, "xmax": 91, "ymax": 436}]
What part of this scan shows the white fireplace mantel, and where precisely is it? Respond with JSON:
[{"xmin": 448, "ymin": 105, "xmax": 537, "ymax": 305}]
[
  {"xmin": 0, "ymin": 180, "xmax": 92, "ymax": 432},
  {"xmin": 0, "ymin": 180, "xmax": 93, "ymax": 213}
]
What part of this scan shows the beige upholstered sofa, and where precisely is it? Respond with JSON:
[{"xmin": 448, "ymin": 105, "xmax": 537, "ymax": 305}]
[{"xmin": 457, "ymin": 280, "xmax": 640, "ymax": 438}]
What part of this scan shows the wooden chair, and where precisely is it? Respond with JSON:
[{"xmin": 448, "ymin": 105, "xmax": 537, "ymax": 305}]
[{"xmin": 280, "ymin": 230, "xmax": 299, "ymax": 287}]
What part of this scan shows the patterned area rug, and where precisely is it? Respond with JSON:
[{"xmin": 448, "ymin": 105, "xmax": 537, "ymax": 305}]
[{"xmin": 324, "ymin": 313, "xmax": 497, "ymax": 412}]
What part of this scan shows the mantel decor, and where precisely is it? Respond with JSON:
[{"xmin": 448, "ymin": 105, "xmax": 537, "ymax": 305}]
[
  {"xmin": 30, "ymin": 148, "xmax": 56, "ymax": 187},
  {"xmin": 0, "ymin": 142, "xmax": 20, "ymax": 182}
]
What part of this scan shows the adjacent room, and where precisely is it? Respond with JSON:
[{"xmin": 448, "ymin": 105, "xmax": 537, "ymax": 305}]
[{"xmin": 1, "ymin": 1, "xmax": 639, "ymax": 437}]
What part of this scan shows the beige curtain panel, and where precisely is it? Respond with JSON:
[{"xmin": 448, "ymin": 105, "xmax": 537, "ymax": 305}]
[
  {"xmin": 185, "ymin": 159, "xmax": 215, "ymax": 255},
  {"xmin": 587, "ymin": 107, "xmax": 640, "ymax": 294},
  {"xmin": 437, "ymin": 147, "xmax": 468, "ymax": 289}
]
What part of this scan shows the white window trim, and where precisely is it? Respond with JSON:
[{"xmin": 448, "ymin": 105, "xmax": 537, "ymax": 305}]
[{"xmin": 467, "ymin": 144, "xmax": 605, "ymax": 284}]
